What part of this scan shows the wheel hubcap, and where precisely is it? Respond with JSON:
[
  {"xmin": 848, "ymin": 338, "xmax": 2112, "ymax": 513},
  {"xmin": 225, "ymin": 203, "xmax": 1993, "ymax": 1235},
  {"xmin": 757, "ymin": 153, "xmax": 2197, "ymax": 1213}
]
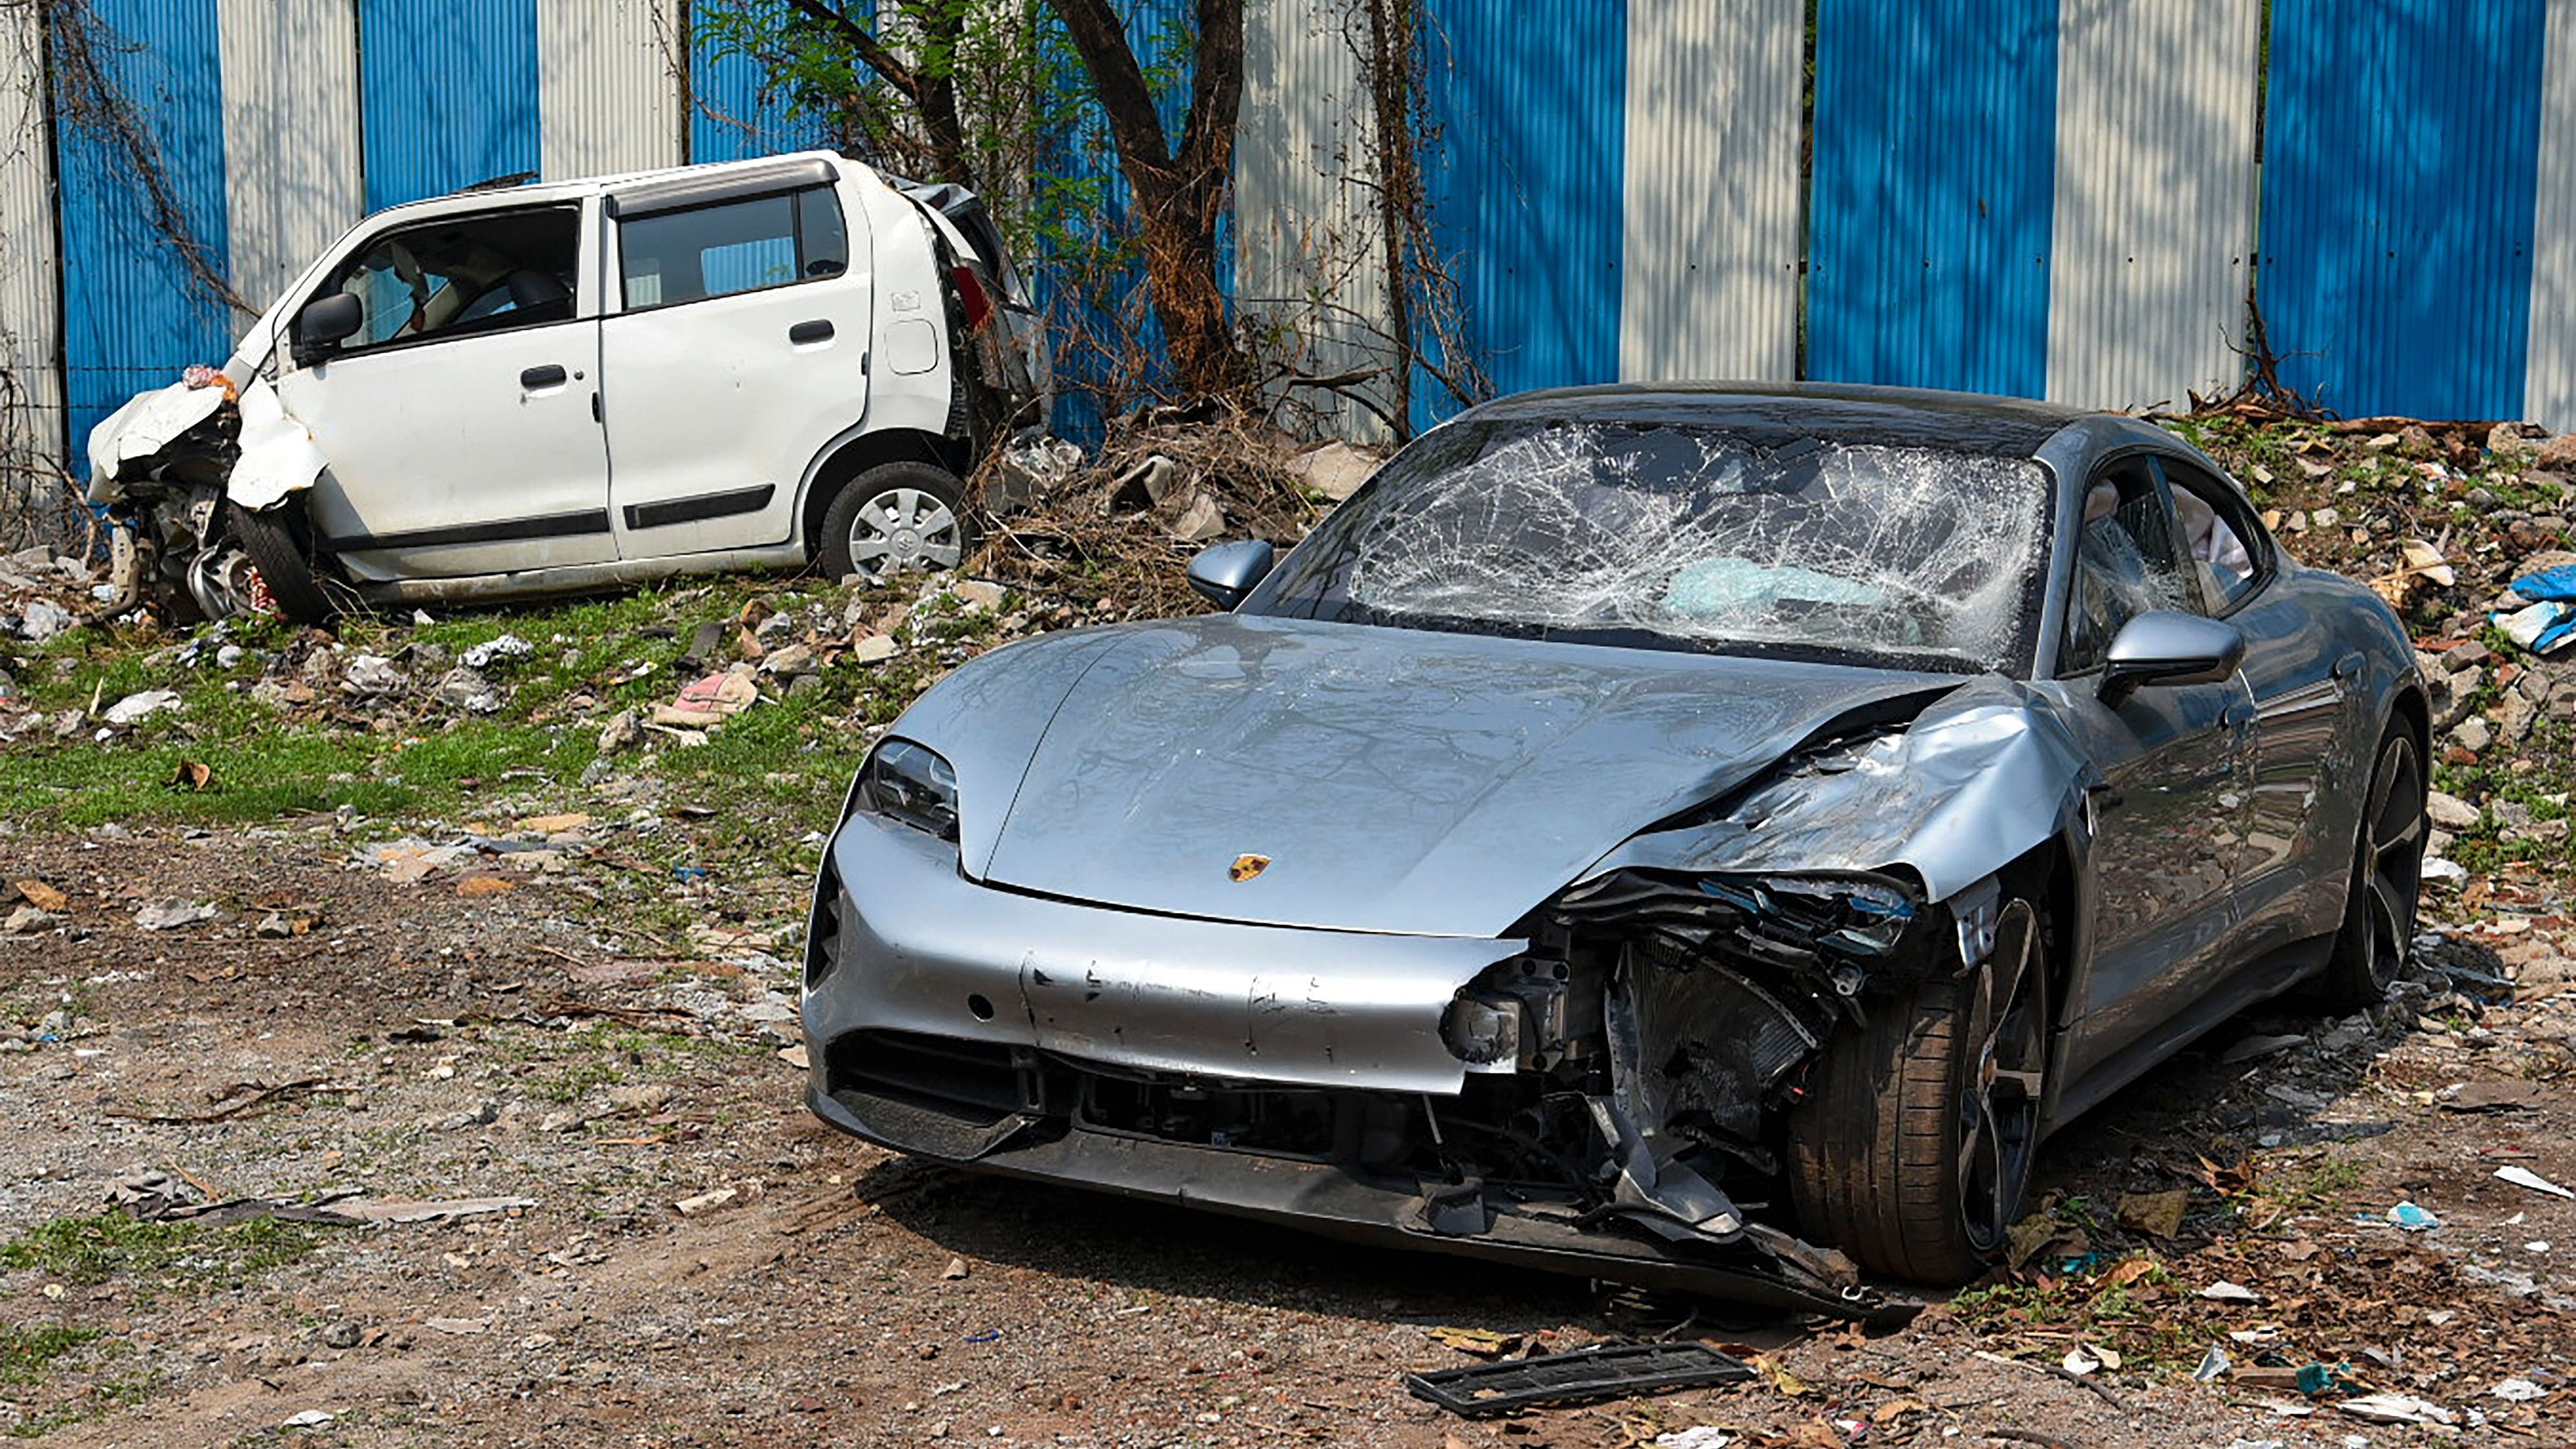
[
  {"xmin": 847, "ymin": 487, "xmax": 961, "ymax": 578},
  {"xmin": 2358, "ymin": 735, "xmax": 2426, "ymax": 991},
  {"xmin": 1960, "ymin": 900, "xmax": 2046, "ymax": 1257}
]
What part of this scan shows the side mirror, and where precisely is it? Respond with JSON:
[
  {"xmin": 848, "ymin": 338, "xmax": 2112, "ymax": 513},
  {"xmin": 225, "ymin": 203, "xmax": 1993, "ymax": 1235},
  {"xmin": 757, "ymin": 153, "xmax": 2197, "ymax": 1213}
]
[
  {"xmin": 290, "ymin": 292, "xmax": 365, "ymax": 366},
  {"xmin": 1185, "ymin": 539, "xmax": 1274, "ymax": 609},
  {"xmin": 2099, "ymin": 610, "xmax": 2245, "ymax": 705}
]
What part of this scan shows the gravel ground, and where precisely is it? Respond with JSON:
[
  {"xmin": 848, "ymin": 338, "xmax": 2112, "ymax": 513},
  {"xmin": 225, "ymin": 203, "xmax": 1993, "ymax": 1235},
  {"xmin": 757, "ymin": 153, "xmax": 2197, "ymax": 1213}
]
[{"xmin": 0, "ymin": 827, "xmax": 2566, "ymax": 1448}]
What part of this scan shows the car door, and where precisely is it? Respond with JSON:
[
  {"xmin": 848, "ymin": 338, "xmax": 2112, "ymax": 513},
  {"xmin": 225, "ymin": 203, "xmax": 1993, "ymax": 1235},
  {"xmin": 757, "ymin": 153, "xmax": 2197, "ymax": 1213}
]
[
  {"xmin": 599, "ymin": 162, "xmax": 874, "ymax": 559},
  {"xmin": 2156, "ymin": 454, "xmax": 2351, "ymax": 958},
  {"xmin": 2045, "ymin": 455, "xmax": 2257, "ymax": 1083},
  {"xmin": 275, "ymin": 202, "xmax": 612, "ymax": 580}
]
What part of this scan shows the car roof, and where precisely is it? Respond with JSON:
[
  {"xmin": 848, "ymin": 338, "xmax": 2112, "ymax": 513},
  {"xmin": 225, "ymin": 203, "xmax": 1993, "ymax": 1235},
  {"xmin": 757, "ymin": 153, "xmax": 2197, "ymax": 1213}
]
[
  {"xmin": 352, "ymin": 150, "xmax": 859, "ymax": 229},
  {"xmin": 1458, "ymin": 381, "xmax": 2103, "ymax": 458}
]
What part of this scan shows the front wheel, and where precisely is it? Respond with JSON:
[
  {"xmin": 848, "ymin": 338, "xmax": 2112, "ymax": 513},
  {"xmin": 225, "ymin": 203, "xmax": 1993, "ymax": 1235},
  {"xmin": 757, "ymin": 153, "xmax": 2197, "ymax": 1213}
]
[
  {"xmin": 2314, "ymin": 724, "xmax": 2426, "ymax": 1011},
  {"xmin": 223, "ymin": 501, "xmax": 334, "ymax": 624},
  {"xmin": 818, "ymin": 462, "xmax": 971, "ymax": 583},
  {"xmin": 1786, "ymin": 899, "xmax": 2048, "ymax": 1285}
]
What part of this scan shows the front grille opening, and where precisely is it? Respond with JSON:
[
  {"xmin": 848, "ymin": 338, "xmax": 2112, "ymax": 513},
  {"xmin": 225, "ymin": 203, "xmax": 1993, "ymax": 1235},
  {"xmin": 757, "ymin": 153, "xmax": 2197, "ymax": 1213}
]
[
  {"xmin": 829, "ymin": 1029, "xmax": 1024, "ymax": 1120},
  {"xmin": 1074, "ymin": 1077, "xmax": 1344, "ymax": 1159}
]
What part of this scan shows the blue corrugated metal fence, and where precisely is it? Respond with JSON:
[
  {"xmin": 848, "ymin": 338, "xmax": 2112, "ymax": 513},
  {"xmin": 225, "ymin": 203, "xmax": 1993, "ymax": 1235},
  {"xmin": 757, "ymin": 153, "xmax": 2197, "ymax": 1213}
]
[
  {"xmin": 2259, "ymin": 0, "xmax": 2549, "ymax": 420},
  {"xmin": 358, "ymin": 0, "xmax": 544, "ymax": 210},
  {"xmin": 54, "ymin": 0, "xmax": 235, "ymax": 449},
  {"xmin": 1807, "ymin": 0, "xmax": 2061, "ymax": 398}
]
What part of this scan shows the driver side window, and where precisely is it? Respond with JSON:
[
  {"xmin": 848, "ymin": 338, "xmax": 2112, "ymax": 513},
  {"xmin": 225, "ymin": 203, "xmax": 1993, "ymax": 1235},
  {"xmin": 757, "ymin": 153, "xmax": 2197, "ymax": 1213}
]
[
  {"xmin": 2061, "ymin": 457, "xmax": 2198, "ymax": 675},
  {"xmin": 324, "ymin": 206, "xmax": 582, "ymax": 354}
]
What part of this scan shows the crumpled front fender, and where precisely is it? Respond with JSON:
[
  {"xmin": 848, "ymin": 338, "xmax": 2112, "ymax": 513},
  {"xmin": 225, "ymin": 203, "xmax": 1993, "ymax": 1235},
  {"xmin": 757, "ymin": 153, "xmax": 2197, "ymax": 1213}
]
[
  {"xmin": 1579, "ymin": 675, "xmax": 2093, "ymax": 903},
  {"xmin": 225, "ymin": 377, "xmax": 328, "ymax": 511}
]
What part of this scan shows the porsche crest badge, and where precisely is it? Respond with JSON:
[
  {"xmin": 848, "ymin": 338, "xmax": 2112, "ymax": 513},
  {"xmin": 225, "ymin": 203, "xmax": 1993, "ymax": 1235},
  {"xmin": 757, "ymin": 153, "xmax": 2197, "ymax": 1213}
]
[{"xmin": 1228, "ymin": 853, "xmax": 1271, "ymax": 882}]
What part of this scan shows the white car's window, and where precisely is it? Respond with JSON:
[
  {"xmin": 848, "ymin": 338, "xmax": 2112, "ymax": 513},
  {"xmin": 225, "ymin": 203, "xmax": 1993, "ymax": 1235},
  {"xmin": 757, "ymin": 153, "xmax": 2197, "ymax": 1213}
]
[
  {"xmin": 326, "ymin": 206, "xmax": 581, "ymax": 352},
  {"xmin": 618, "ymin": 186, "xmax": 849, "ymax": 310}
]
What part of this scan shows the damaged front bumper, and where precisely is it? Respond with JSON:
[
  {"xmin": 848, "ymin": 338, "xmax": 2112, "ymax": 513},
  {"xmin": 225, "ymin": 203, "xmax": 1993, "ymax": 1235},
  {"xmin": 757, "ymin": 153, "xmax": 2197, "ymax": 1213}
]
[{"xmin": 804, "ymin": 815, "xmax": 1906, "ymax": 1318}]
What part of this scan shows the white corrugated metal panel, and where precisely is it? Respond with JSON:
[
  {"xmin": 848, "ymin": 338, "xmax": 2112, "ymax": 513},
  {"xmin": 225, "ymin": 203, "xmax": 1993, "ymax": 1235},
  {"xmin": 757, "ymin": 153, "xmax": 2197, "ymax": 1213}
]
[
  {"xmin": 2529, "ymin": 0, "xmax": 2576, "ymax": 429},
  {"xmin": 539, "ymin": 0, "xmax": 683, "ymax": 182},
  {"xmin": 218, "ymin": 0, "xmax": 363, "ymax": 318},
  {"xmin": 1236, "ymin": 0, "xmax": 1390, "ymax": 440},
  {"xmin": 2045, "ymin": 0, "xmax": 2259, "ymax": 411},
  {"xmin": 0, "ymin": 1, "xmax": 61, "ymax": 466},
  {"xmin": 1619, "ymin": 0, "xmax": 1802, "ymax": 383}
]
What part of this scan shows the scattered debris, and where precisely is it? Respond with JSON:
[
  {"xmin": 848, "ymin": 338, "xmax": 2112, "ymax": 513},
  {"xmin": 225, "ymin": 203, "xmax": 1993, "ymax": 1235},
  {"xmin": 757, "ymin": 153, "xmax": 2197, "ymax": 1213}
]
[
  {"xmin": 102, "ymin": 688, "xmax": 181, "ymax": 726},
  {"xmin": 131, "ymin": 898, "xmax": 215, "ymax": 931},
  {"xmin": 2336, "ymin": 1393, "xmax": 2456, "ymax": 1426},
  {"xmin": 1404, "ymin": 1342, "xmax": 1753, "ymax": 1419},
  {"xmin": 2494, "ymin": 1165, "xmax": 2575, "ymax": 1200}
]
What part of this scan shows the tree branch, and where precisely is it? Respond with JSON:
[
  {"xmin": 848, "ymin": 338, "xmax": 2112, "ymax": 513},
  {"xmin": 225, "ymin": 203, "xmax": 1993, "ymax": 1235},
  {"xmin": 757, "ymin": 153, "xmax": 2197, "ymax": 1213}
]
[{"xmin": 1045, "ymin": 0, "xmax": 1175, "ymax": 175}]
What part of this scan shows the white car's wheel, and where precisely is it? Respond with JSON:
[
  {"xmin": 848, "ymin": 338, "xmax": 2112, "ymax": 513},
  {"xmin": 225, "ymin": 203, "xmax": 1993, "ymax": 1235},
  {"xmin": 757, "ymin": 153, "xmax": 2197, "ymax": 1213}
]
[{"xmin": 820, "ymin": 462, "xmax": 971, "ymax": 582}]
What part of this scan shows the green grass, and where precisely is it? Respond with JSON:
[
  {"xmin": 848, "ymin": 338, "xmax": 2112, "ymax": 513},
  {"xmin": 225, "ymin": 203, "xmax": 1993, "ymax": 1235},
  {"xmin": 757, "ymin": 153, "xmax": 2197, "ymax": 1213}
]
[
  {"xmin": 0, "ymin": 1326, "xmax": 100, "ymax": 1386},
  {"xmin": 0, "ymin": 1213, "xmax": 327, "ymax": 1288},
  {"xmin": 0, "ymin": 570, "xmax": 956, "ymax": 837}
]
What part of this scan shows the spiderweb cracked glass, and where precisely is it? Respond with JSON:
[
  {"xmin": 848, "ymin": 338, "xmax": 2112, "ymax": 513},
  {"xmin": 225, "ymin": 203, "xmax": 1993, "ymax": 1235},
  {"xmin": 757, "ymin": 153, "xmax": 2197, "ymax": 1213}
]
[{"xmin": 1340, "ymin": 424, "xmax": 2049, "ymax": 670}]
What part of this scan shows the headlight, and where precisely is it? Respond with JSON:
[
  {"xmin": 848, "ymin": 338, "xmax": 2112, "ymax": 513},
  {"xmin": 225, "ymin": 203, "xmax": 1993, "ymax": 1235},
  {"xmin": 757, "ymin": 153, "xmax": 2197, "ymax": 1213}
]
[{"xmin": 855, "ymin": 738, "xmax": 959, "ymax": 839}]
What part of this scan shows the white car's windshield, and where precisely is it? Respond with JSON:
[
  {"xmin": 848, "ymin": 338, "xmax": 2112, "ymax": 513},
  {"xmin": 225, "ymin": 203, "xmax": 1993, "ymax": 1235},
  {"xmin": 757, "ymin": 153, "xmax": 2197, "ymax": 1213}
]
[{"xmin": 1248, "ymin": 420, "xmax": 2053, "ymax": 675}]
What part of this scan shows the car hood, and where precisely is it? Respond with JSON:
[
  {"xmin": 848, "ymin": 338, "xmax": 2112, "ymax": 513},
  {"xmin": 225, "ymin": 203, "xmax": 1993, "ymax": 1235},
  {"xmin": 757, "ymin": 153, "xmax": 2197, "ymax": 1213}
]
[{"xmin": 977, "ymin": 614, "xmax": 1960, "ymax": 936}]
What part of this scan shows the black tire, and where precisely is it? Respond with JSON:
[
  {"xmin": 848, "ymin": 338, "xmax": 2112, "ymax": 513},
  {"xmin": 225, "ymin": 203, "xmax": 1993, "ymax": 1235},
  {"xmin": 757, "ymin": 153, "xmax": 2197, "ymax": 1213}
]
[
  {"xmin": 1787, "ymin": 899, "xmax": 2049, "ymax": 1285},
  {"xmin": 2314, "ymin": 723, "xmax": 2426, "ymax": 1012},
  {"xmin": 817, "ymin": 461, "xmax": 973, "ymax": 582},
  {"xmin": 224, "ymin": 501, "xmax": 334, "ymax": 624}
]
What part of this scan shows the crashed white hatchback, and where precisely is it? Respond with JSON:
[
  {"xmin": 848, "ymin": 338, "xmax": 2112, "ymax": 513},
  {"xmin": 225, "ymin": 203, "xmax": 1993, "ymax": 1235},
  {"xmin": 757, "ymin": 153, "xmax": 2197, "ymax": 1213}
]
[{"xmin": 86, "ymin": 152, "xmax": 1045, "ymax": 622}]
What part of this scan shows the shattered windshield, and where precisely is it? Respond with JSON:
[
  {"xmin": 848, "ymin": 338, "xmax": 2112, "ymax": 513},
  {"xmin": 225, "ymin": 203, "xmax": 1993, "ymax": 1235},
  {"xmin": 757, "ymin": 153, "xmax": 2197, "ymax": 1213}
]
[{"xmin": 1245, "ymin": 420, "xmax": 2052, "ymax": 673}]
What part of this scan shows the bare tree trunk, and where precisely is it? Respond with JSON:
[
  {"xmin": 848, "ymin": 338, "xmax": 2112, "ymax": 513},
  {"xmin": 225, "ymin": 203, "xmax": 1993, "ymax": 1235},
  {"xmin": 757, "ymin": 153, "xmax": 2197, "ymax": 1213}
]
[
  {"xmin": 1364, "ymin": 0, "xmax": 1416, "ymax": 436},
  {"xmin": 1045, "ymin": 0, "xmax": 1248, "ymax": 397}
]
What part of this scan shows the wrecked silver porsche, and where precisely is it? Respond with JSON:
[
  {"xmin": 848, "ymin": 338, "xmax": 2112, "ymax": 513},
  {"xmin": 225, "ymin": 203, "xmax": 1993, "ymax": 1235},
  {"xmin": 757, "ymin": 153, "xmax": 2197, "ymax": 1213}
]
[{"xmin": 804, "ymin": 383, "xmax": 2428, "ymax": 1312}]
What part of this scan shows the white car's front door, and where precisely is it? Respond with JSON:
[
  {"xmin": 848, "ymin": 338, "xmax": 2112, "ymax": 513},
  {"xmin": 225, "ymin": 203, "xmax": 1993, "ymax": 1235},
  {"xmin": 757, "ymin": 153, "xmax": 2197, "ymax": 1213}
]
[
  {"xmin": 277, "ymin": 201, "xmax": 613, "ymax": 580},
  {"xmin": 598, "ymin": 163, "xmax": 874, "ymax": 559}
]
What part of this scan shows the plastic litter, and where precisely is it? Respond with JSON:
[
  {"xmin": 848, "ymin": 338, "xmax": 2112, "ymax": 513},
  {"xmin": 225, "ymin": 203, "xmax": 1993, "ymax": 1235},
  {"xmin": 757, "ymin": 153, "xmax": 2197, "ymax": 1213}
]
[
  {"xmin": 2193, "ymin": 1345, "xmax": 2231, "ymax": 1382},
  {"xmin": 2200, "ymin": 1279, "xmax": 2264, "ymax": 1303},
  {"xmin": 2387, "ymin": 1201, "xmax": 2442, "ymax": 1230},
  {"xmin": 1652, "ymin": 1431, "xmax": 1732, "ymax": 1449},
  {"xmin": 2494, "ymin": 1165, "xmax": 2575, "ymax": 1200},
  {"xmin": 2492, "ymin": 1378, "xmax": 2546, "ymax": 1402},
  {"xmin": 2338, "ymin": 1393, "xmax": 2457, "ymax": 1426},
  {"xmin": 2492, "ymin": 563, "xmax": 2576, "ymax": 654}
]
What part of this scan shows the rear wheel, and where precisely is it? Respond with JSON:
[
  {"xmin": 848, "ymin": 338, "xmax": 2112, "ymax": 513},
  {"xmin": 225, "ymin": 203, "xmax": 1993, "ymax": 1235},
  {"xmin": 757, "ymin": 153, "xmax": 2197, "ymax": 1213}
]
[
  {"xmin": 1786, "ymin": 899, "xmax": 2048, "ymax": 1285},
  {"xmin": 2315, "ymin": 724, "xmax": 2426, "ymax": 1011},
  {"xmin": 818, "ymin": 462, "xmax": 971, "ymax": 582},
  {"xmin": 223, "ymin": 502, "xmax": 333, "ymax": 624}
]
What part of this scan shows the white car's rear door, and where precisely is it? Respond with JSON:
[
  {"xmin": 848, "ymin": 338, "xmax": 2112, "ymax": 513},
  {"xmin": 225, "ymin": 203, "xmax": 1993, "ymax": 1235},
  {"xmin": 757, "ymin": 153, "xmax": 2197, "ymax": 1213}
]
[
  {"xmin": 599, "ymin": 160, "xmax": 875, "ymax": 559},
  {"xmin": 277, "ymin": 201, "xmax": 613, "ymax": 580}
]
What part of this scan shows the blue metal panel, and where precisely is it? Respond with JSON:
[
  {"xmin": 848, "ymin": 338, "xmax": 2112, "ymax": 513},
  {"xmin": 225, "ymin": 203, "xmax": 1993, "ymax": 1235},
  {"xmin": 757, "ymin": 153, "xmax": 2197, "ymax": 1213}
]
[
  {"xmin": 1036, "ymin": 0, "xmax": 1205, "ymax": 442},
  {"xmin": 54, "ymin": 0, "xmax": 234, "ymax": 449},
  {"xmin": 1807, "ymin": 0, "xmax": 2059, "ymax": 398},
  {"xmin": 1417, "ymin": 0, "xmax": 1625, "ymax": 431},
  {"xmin": 357, "ymin": 0, "xmax": 541, "ymax": 210},
  {"xmin": 2260, "ymin": 0, "xmax": 2546, "ymax": 420},
  {"xmin": 688, "ymin": 0, "xmax": 837, "ymax": 164}
]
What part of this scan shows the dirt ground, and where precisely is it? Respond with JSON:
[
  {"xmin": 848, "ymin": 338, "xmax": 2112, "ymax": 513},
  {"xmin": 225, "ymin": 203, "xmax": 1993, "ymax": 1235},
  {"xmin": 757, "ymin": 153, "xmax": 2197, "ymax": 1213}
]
[{"xmin": 0, "ymin": 823, "xmax": 2567, "ymax": 1448}]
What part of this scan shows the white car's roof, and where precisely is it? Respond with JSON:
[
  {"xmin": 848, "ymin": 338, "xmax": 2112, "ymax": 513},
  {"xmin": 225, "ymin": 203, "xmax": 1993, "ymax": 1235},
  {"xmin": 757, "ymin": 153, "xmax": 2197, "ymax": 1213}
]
[{"xmin": 355, "ymin": 150, "xmax": 864, "ymax": 228}]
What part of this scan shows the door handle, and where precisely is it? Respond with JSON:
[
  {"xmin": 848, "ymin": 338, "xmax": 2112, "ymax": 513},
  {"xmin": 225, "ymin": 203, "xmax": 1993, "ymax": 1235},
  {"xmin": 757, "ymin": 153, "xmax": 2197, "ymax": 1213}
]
[
  {"xmin": 788, "ymin": 320, "xmax": 834, "ymax": 345},
  {"xmin": 521, "ymin": 364, "xmax": 568, "ymax": 389}
]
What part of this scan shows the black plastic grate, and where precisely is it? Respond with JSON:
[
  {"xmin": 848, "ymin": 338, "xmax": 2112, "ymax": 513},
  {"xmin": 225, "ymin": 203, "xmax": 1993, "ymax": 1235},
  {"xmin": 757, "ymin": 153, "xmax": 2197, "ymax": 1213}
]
[{"xmin": 1403, "ymin": 1341, "xmax": 1755, "ymax": 1417}]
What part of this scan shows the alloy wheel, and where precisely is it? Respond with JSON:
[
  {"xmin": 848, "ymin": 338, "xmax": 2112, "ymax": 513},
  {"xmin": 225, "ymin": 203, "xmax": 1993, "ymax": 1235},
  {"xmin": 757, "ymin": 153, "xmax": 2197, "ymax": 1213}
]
[
  {"xmin": 845, "ymin": 486, "xmax": 962, "ymax": 577},
  {"xmin": 2357, "ymin": 734, "xmax": 2427, "ymax": 992},
  {"xmin": 1958, "ymin": 899, "xmax": 2046, "ymax": 1259}
]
